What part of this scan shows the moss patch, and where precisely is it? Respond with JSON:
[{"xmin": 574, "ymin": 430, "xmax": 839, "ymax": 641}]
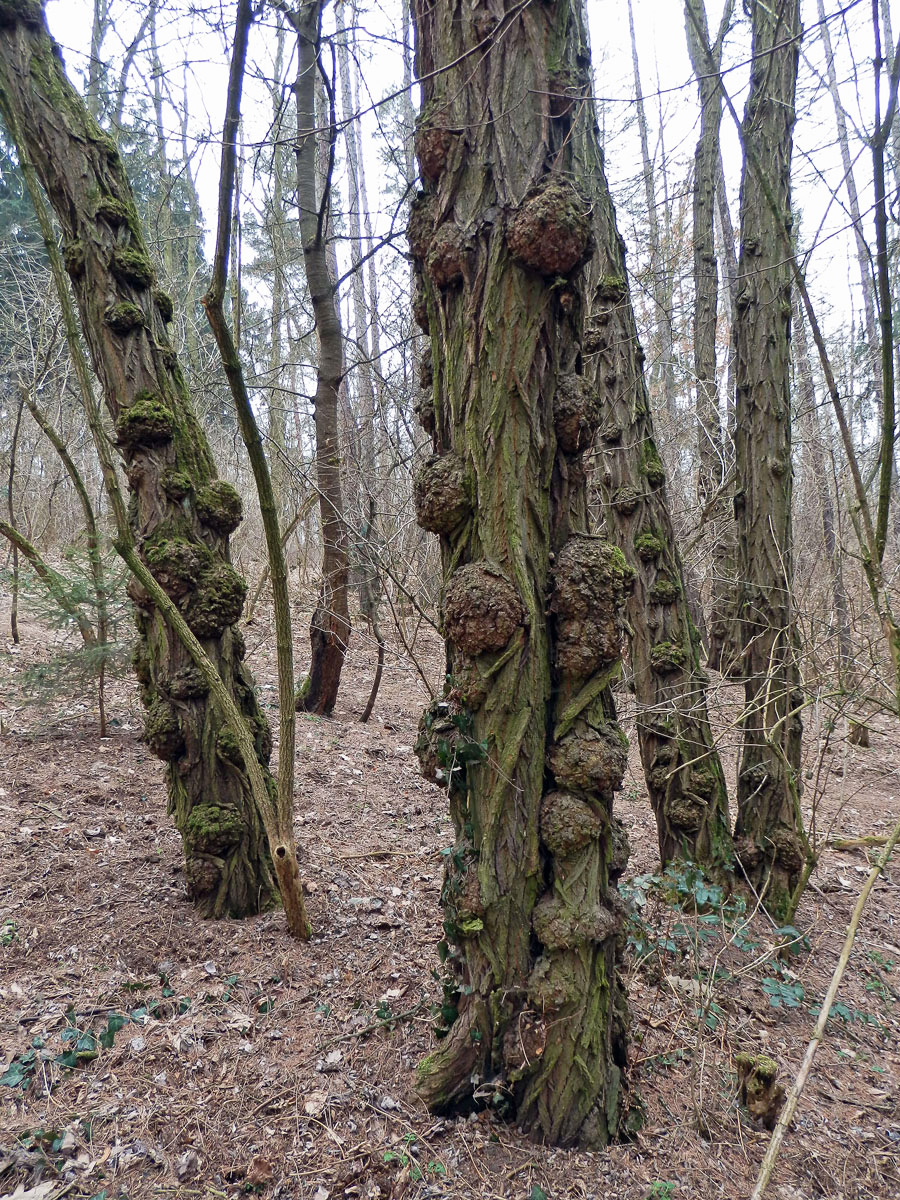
[
  {"xmin": 640, "ymin": 439, "xmax": 666, "ymax": 488},
  {"xmin": 633, "ymin": 531, "xmax": 663, "ymax": 561},
  {"xmin": 185, "ymin": 803, "xmax": 244, "ymax": 855},
  {"xmin": 161, "ymin": 467, "xmax": 192, "ymax": 500},
  {"xmin": 649, "ymin": 576, "xmax": 680, "ymax": 604},
  {"xmin": 532, "ymin": 895, "xmax": 616, "ymax": 951},
  {"xmin": 115, "ymin": 391, "xmax": 173, "ymax": 450},
  {"xmin": 142, "ymin": 698, "xmax": 183, "ymax": 761},
  {"xmin": 104, "ymin": 301, "xmax": 145, "ymax": 334},
  {"xmin": 144, "ymin": 532, "xmax": 210, "ymax": 599},
  {"xmin": 196, "ymin": 480, "xmax": 243, "ymax": 535},
  {"xmin": 183, "ymin": 561, "xmax": 247, "ymax": 638},
  {"xmin": 154, "ymin": 289, "xmax": 174, "ymax": 323},
  {"xmin": 650, "ymin": 640, "xmax": 687, "ymax": 674},
  {"xmin": 110, "ymin": 245, "xmax": 154, "ymax": 288}
]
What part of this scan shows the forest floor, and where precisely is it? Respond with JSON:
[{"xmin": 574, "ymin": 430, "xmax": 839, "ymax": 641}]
[{"xmin": 1, "ymin": 591, "xmax": 899, "ymax": 1200}]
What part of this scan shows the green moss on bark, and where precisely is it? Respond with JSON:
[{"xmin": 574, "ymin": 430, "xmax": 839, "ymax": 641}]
[
  {"xmin": 105, "ymin": 301, "xmax": 145, "ymax": 334},
  {"xmin": 143, "ymin": 698, "xmax": 183, "ymax": 760},
  {"xmin": 185, "ymin": 803, "xmax": 245, "ymax": 854},
  {"xmin": 196, "ymin": 480, "xmax": 243, "ymax": 535},
  {"xmin": 110, "ymin": 245, "xmax": 154, "ymax": 288},
  {"xmin": 183, "ymin": 562, "xmax": 247, "ymax": 638},
  {"xmin": 115, "ymin": 391, "xmax": 174, "ymax": 450}
]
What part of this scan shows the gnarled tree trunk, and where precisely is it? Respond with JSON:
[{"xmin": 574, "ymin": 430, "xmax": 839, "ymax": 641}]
[
  {"xmin": 409, "ymin": 0, "xmax": 633, "ymax": 1146},
  {"xmin": 732, "ymin": 0, "xmax": 806, "ymax": 920},
  {"xmin": 0, "ymin": 2, "xmax": 277, "ymax": 918}
]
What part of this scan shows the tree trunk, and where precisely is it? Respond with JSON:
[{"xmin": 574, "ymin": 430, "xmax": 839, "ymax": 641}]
[
  {"xmin": 290, "ymin": 0, "xmax": 351, "ymax": 717},
  {"xmin": 586, "ymin": 56, "xmax": 734, "ymax": 870},
  {"xmin": 793, "ymin": 304, "xmax": 852, "ymax": 679},
  {"xmin": 409, "ymin": 0, "xmax": 633, "ymax": 1145},
  {"xmin": 732, "ymin": 0, "xmax": 806, "ymax": 921},
  {"xmin": 0, "ymin": 3, "xmax": 277, "ymax": 918},
  {"xmin": 684, "ymin": 0, "xmax": 740, "ymax": 676},
  {"xmin": 627, "ymin": 0, "xmax": 676, "ymax": 426}
]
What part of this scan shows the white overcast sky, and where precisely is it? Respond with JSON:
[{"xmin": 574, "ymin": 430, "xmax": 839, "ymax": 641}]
[{"xmin": 40, "ymin": 0, "xmax": 897, "ymax": 344}]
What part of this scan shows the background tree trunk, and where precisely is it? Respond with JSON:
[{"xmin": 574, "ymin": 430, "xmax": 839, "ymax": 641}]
[
  {"xmin": 732, "ymin": 0, "xmax": 806, "ymax": 920},
  {"xmin": 0, "ymin": 4, "xmax": 277, "ymax": 919},
  {"xmin": 409, "ymin": 0, "xmax": 632, "ymax": 1145},
  {"xmin": 290, "ymin": 0, "xmax": 351, "ymax": 717}
]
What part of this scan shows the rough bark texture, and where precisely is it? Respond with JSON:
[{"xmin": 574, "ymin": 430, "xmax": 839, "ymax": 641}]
[
  {"xmin": 733, "ymin": 0, "xmax": 806, "ymax": 920},
  {"xmin": 409, "ymin": 0, "xmax": 634, "ymax": 1146},
  {"xmin": 684, "ymin": 0, "xmax": 740, "ymax": 676},
  {"xmin": 0, "ymin": 3, "xmax": 277, "ymax": 918},
  {"xmin": 585, "ymin": 95, "xmax": 733, "ymax": 867},
  {"xmin": 291, "ymin": 0, "xmax": 351, "ymax": 717}
]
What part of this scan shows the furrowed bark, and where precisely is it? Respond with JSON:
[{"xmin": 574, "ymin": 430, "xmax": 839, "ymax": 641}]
[
  {"xmin": 409, "ymin": 0, "xmax": 634, "ymax": 1146},
  {"xmin": 732, "ymin": 0, "xmax": 807, "ymax": 921},
  {"xmin": 587, "ymin": 55, "xmax": 733, "ymax": 870},
  {"xmin": 0, "ymin": 1, "xmax": 278, "ymax": 919},
  {"xmin": 684, "ymin": 0, "xmax": 740, "ymax": 677},
  {"xmin": 289, "ymin": 0, "xmax": 351, "ymax": 717}
]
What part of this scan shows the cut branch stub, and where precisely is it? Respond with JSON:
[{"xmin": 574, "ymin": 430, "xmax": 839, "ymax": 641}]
[
  {"xmin": 443, "ymin": 562, "xmax": 524, "ymax": 657},
  {"xmin": 196, "ymin": 480, "xmax": 243, "ymax": 536},
  {"xmin": 507, "ymin": 179, "xmax": 590, "ymax": 276},
  {"xmin": 413, "ymin": 453, "xmax": 470, "ymax": 534},
  {"xmin": 549, "ymin": 719, "xmax": 628, "ymax": 793},
  {"xmin": 426, "ymin": 223, "xmax": 465, "ymax": 289},
  {"xmin": 553, "ymin": 535, "xmax": 631, "ymax": 678},
  {"xmin": 540, "ymin": 789, "xmax": 607, "ymax": 857},
  {"xmin": 554, "ymin": 374, "xmax": 601, "ymax": 454}
]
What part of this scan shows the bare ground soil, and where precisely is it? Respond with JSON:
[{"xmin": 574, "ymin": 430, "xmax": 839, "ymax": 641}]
[{"xmin": 1, "ymin": 594, "xmax": 898, "ymax": 1200}]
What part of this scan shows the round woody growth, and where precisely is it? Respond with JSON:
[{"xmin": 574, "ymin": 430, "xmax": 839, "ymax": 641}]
[
  {"xmin": 412, "ymin": 283, "xmax": 430, "ymax": 333},
  {"xmin": 443, "ymin": 563, "xmax": 524, "ymax": 657},
  {"xmin": 183, "ymin": 562, "xmax": 247, "ymax": 638},
  {"xmin": 407, "ymin": 192, "xmax": 436, "ymax": 262},
  {"xmin": 196, "ymin": 480, "xmax": 243, "ymax": 536},
  {"xmin": 143, "ymin": 697, "xmax": 183, "ymax": 761},
  {"xmin": 115, "ymin": 391, "xmax": 173, "ymax": 450},
  {"xmin": 549, "ymin": 720, "xmax": 628, "ymax": 793},
  {"xmin": 540, "ymin": 790, "xmax": 607, "ymax": 857},
  {"xmin": 415, "ymin": 109, "xmax": 455, "ymax": 182},
  {"xmin": 507, "ymin": 179, "xmax": 590, "ymax": 276},
  {"xmin": 554, "ymin": 375, "xmax": 601, "ymax": 455},
  {"xmin": 553, "ymin": 535, "xmax": 630, "ymax": 678},
  {"xmin": 532, "ymin": 894, "xmax": 617, "ymax": 950},
  {"xmin": 527, "ymin": 954, "xmax": 580, "ymax": 1011},
  {"xmin": 413, "ymin": 453, "xmax": 470, "ymax": 534},
  {"xmin": 426, "ymin": 223, "xmax": 465, "ymax": 289}
]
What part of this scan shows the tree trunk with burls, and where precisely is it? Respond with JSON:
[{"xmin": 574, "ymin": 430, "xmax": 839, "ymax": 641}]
[
  {"xmin": 290, "ymin": 0, "xmax": 351, "ymax": 717},
  {"xmin": 0, "ymin": 1, "xmax": 276, "ymax": 917},
  {"xmin": 585, "ymin": 95, "xmax": 733, "ymax": 869},
  {"xmin": 733, "ymin": 0, "xmax": 806, "ymax": 921},
  {"xmin": 409, "ymin": 0, "xmax": 638, "ymax": 1146}
]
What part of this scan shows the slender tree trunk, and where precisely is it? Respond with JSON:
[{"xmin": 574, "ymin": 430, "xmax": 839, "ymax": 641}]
[
  {"xmin": 792, "ymin": 304, "xmax": 852, "ymax": 678},
  {"xmin": 409, "ymin": 0, "xmax": 632, "ymax": 1144},
  {"xmin": 6, "ymin": 389, "xmax": 23, "ymax": 644},
  {"xmin": 586, "ymin": 31, "xmax": 734, "ymax": 870},
  {"xmin": 26, "ymin": 393, "xmax": 111, "ymax": 735},
  {"xmin": 0, "ymin": 3, "xmax": 278, "ymax": 918},
  {"xmin": 627, "ymin": 0, "xmax": 676, "ymax": 426},
  {"xmin": 685, "ymin": 0, "xmax": 739, "ymax": 675},
  {"xmin": 732, "ymin": 0, "xmax": 806, "ymax": 921},
  {"xmin": 289, "ymin": 0, "xmax": 351, "ymax": 717}
]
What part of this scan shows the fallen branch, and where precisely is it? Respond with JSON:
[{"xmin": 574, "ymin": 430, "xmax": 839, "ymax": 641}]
[{"xmin": 750, "ymin": 813, "xmax": 900, "ymax": 1200}]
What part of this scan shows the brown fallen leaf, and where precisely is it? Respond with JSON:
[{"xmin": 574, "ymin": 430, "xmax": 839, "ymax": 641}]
[{"xmin": 247, "ymin": 1155, "xmax": 274, "ymax": 1186}]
